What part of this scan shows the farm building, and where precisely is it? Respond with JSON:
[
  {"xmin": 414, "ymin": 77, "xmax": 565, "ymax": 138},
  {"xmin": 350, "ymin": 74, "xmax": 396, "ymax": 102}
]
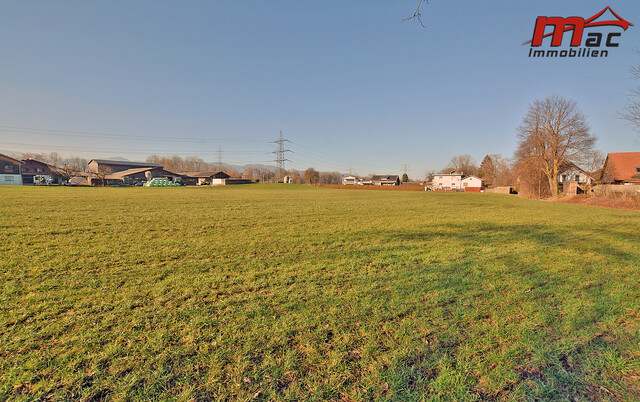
[
  {"xmin": 599, "ymin": 152, "xmax": 640, "ymax": 185},
  {"xmin": 21, "ymin": 159, "xmax": 61, "ymax": 185},
  {"xmin": 104, "ymin": 167, "xmax": 183, "ymax": 186},
  {"xmin": 461, "ymin": 176, "xmax": 485, "ymax": 192},
  {"xmin": 371, "ymin": 175, "xmax": 400, "ymax": 186},
  {"xmin": 88, "ymin": 159, "xmax": 162, "ymax": 174},
  {"xmin": 181, "ymin": 171, "xmax": 252, "ymax": 186},
  {"xmin": 181, "ymin": 171, "xmax": 221, "ymax": 186},
  {"xmin": 88, "ymin": 159, "xmax": 166, "ymax": 186},
  {"xmin": 0, "ymin": 154, "xmax": 23, "ymax": 185}
]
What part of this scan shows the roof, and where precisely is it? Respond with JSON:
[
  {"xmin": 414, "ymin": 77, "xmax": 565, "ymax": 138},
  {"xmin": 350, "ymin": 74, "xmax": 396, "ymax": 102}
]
[
  {"xmin": 181, "ymin": 171, "xmax": 231, "ymax": 179},
  {"xmin": 0, "ymin": 153, "xmax": 23, "ymax": 164},
  {"xmin": 602, "ymin": 152, "xmax": 640, "ymax": 183},
  {"xmin": 89, "ymin": 159, "xmax": 162, "ymax": 168},
  {"xmin": 22, "ymin": 158, "xmax": 51, "ymax": 166},
  {"xmin": 462, "ymin": 175, "xmax": 483, "ymax": 181},
  {"xmin": 558, "ymin": 162, "xmax": 594, "ymax": 179},
  {"xmin": 105, "ymin": 167, "xmax": 156, "ymax": 180},
  {"xmin": 371, "ymin": 175, "xmax": 399, "ymax": 181}
]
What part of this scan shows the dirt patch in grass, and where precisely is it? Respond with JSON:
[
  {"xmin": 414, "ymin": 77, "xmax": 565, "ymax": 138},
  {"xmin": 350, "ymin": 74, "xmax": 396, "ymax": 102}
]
[{"xmin": 557, "ymin": 194, "xmax": 640, "ymax": 211}]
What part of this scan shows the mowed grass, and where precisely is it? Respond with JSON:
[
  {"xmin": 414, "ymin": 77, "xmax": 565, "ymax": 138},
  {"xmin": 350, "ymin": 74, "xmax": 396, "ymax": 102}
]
[{"xmin": 1, "ymin": 185, "xmax": 639, "ymax": 400}]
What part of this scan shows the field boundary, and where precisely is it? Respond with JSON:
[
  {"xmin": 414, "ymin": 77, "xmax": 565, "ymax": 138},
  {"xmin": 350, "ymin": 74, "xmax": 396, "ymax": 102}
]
[{"xmin": 316, "ymin": 184, "xmax": 425, "ymax": 191}]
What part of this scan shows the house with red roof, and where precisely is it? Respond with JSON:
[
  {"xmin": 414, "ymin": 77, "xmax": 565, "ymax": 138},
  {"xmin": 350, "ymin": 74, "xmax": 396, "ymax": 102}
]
[{"xmin": 599, "ymin": 152, "xmax": 640, "ymax": 184}]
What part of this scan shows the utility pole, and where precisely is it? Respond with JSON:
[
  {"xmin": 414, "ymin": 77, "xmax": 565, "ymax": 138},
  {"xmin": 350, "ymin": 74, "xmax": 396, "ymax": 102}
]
[
  {"xmin": 272, "ymin": 131, "xmax": 291, "ymax": 180},
  {"xmin": 217, "ymin": 146, "xmax": 223, "ymax": 171},
  {"xmin": 347, "ymin": 163, "xmax": 354, "ymax": 176}
]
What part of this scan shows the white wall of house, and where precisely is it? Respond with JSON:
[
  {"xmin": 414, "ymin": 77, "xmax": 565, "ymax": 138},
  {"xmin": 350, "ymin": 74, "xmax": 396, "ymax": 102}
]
[
  {"xmin": 0, "ymin": 174, "xmax": 22, "ymax": 185},
  {"xmin": 211, "ymin": 178, "xmax": 226, "ymax": 186},
  {"xmin": 433, "ymin": 174, "xmax": 463, "ymax": 189},
  {"xmin": 462, "ymin": 176, "xmax": 483, "ymax": 188},
  {"xmin": 558, "ymin": 168, "xmax": 592, "ymax": 185},
  {"xmin": 342, "ymin": 176, "xmax": 361, "ymax": 185}
]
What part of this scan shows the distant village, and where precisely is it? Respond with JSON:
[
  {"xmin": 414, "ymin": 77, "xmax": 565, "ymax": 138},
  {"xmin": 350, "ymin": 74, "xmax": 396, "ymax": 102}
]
[{"xmin": 1, "ymin": 151, "xmax": 639, "ymax": 197}]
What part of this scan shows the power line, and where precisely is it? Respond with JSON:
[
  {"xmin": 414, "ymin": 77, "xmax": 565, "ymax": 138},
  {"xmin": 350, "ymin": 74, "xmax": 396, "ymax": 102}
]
[{"xmin": 0, "ymin": 125, "xmax": 270, "ymax": 144}]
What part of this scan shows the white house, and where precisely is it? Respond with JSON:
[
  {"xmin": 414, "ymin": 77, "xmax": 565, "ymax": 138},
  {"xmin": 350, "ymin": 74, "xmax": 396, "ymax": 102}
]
[
  {"xmin": 342, "ymin": 176, "xmax": 362, "ymax": 185},
  {"xmin": 557, "ymin": 163, "xmax": 593, "ymax": 186},
  {"xmin": 432, "ymin": 173, "xmax": 464, "ymax": 190},
  {"xmin": 462, "ymin": 176, "xmax": 483, "ymax": 190}
]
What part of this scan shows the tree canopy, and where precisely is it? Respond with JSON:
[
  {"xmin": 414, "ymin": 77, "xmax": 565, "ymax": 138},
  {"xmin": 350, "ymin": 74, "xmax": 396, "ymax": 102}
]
[{"xmin": 515, "ymin": 95, "xmax": 596, "ymax": 198}]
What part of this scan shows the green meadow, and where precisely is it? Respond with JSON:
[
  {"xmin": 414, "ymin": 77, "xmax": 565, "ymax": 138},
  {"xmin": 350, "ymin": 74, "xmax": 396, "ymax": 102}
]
[{"xmin": 1, "ymin": 185, "xmax": 639, "ymax": 400}]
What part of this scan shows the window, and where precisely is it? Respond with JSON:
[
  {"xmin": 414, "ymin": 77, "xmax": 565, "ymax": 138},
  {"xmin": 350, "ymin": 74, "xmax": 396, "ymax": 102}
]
[
  {"xmin": 636, "ymin": 167, "xmax": 640, "ymax": 173},
  {"xmin": 4, "ymin": 165, "xmax": 13, "ymax": 171}
]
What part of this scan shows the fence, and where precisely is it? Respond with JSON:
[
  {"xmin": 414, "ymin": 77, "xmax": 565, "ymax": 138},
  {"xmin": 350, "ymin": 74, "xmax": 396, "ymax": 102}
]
[{"xmin": 592, "ymin": 184, "xmax": 640, "ymax": 196}]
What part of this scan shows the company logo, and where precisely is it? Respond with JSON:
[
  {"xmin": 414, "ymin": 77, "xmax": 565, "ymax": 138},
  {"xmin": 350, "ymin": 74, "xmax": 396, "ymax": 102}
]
[{"xmin": 524, "ymin": 7, "xmax": 633, "ymax": 58}]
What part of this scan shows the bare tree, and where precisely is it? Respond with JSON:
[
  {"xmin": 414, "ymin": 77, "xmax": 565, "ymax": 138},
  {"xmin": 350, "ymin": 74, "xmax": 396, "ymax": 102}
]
[
  {"xmin": 91, "ymin": 165, "xmax": 112, "ymax": 187},
  {"xmin": 515, "ymin": 95, "xmax": 596, "ymax": 198},
  {"xmin": 444, "ymin": 154, "xmax": 477, "ymax": 175},
  {"xmin": 56, "ymin": 157, "xmax": 87, "ymax": 183},
  {"xmin": 582, "ymin": 150, "xmax": 606, "ymax": 175},
  {"xmin": 424, "ymin": 170, "xmax": 436, "ymax": 183},
  {"xmin": 478, "ymin": 154, "xmax": 514, "ymax": 187},
  {"xmin": 319, "ymin": 171, "xmax": 342, "ymax": 184},
  {"xmin": 493, "ymin": 156, "xmax": 514, "ymax": 187},
  {"xmin": 514, "ymin": 155, "xmax": 550, "ymax": 199},
  {"xmin": 620, "ymin": 52, "xmax": 640, "ymax": 135},
  {"xmin": 304, "ymin": 168, "xmax": 319, "ymax": 185},
  {"xmin": 47, "ymin": 152, "xmax": 64, "ymax": 168},
  {"xmin": 401, "ymin": 0, "xmax": 428, "ymax": 27}
]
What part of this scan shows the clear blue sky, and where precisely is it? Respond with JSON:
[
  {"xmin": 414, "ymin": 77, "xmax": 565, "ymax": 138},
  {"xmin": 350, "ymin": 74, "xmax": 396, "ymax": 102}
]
[{"xmin": 1, "ymin": 1, "xmax": 639, "ymax": 177}]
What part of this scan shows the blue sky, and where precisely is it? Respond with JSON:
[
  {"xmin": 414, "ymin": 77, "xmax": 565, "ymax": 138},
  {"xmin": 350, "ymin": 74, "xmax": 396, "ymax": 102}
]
[{"xmin": 1, "ymin": 1, "xmax": 639, "ymax": 177}]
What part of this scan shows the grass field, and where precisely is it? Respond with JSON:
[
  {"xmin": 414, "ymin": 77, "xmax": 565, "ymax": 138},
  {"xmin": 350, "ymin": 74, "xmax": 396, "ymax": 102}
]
[{"xmin": 1, "ymin": 184, "xmax": 639, "ymax": 400}]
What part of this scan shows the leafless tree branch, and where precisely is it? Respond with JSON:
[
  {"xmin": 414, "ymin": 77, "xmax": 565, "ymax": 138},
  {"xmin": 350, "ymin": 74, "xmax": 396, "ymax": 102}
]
[{"xmin": 400, "ymin": 0, "xmax": 427, "ymax": 28}]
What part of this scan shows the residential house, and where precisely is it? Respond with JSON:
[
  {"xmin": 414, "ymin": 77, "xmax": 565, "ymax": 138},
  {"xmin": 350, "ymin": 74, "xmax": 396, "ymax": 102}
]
[
  {"xmin": 558, "ymin": 163, "xmax": 594, "ymax": 186},
  {"xmin": 600, "ymin": 152, "xmax": 640, "ymax": 184},
  {"xmin": 371, "ymin": 175, "xmax": 400, "ymax": 186},
  {"xmin": 432, "ymin": 172, "xmax": 464, "ymax": 190},
  {"xmin": 342, "ymin": 176, "xmax": 362, "ymax": 185},
  {"xmin": 557, "ymin": 162, "xmax": 594, "ymax": 194},
  {"xmin": 0, "ymin": 154, "xmax": 22, "ymax": 185}
]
